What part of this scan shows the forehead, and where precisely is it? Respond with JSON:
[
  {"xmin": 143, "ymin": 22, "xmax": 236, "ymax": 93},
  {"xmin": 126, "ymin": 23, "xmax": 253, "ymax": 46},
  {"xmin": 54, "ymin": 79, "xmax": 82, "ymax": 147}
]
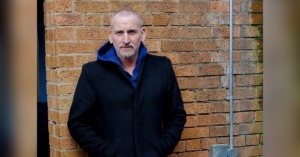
[{"xmin": 111, "ymin": 14, "xmax": 140, "ymax": 30}]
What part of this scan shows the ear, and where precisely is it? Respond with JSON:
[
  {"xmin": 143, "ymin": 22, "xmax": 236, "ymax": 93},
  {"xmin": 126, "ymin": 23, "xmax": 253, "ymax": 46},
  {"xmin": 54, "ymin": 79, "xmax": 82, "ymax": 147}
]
[
  {"xmin": 141, "ymin": 27, "xmax": 146, "ymax": 41},
  {"xmin": 109, "ymin": 30, "xmax": 113, "ymax": 43}
]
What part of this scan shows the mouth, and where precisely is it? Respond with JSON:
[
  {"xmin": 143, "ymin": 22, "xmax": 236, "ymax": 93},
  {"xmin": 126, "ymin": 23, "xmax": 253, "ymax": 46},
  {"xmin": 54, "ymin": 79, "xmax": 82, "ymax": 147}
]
[{"xmin": 120, "ymin": 46, "xmax": 133, "ymax": 49}]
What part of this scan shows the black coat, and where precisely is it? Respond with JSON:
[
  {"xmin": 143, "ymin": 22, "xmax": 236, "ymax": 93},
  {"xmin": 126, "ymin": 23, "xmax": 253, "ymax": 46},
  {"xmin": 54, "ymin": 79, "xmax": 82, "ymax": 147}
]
[{"xmin": 68, "ymin": 54, "xmax": 186, "ymax": 157}]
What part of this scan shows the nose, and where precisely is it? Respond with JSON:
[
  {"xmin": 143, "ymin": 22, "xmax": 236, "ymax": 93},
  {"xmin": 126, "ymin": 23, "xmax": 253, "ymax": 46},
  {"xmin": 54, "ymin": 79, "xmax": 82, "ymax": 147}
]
[{"xmin": 123, "ymin": 33, "xmax": 130, "ymax": 45}]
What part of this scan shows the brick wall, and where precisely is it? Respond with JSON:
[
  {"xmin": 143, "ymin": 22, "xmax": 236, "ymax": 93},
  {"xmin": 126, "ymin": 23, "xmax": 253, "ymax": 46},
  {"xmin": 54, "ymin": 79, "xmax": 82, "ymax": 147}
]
[{"xmin": 44, "ymin": 0, "xmax": 263, "ymax": 157}]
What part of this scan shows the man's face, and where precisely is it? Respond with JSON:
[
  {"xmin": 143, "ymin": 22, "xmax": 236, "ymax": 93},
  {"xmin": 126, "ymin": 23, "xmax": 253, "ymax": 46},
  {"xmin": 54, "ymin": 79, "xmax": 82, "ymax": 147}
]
[{"xmin": 109, "ymin": 14, "xmax": 146, "ymax": 59}]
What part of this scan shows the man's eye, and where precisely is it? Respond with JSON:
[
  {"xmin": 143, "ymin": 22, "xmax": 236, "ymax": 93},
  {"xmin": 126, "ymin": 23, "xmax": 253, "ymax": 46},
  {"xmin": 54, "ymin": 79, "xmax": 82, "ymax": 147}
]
[{"xmin": 116, "ymin": 31, "xmax": 123, "ymax": 35}]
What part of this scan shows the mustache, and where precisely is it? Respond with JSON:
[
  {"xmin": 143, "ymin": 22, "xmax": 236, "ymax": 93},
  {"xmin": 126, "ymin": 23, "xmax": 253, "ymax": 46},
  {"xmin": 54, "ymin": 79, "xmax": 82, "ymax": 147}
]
[{"xmin": 120, "ymin": 44, "xmax": 135, "ymax": 48}]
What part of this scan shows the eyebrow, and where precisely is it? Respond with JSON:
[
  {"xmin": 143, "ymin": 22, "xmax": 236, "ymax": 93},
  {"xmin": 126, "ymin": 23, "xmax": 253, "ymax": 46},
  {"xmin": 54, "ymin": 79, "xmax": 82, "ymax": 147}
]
[{"xmin": 113, "ymin": 29, "xmax": 138, "ymax": 33}]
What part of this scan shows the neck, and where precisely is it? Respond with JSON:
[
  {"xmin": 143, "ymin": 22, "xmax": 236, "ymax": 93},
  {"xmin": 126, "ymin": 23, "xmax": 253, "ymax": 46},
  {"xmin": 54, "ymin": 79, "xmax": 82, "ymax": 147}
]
[{"xmin": 119, "ymin": 52, "xmax": 138, "ymax": 76}]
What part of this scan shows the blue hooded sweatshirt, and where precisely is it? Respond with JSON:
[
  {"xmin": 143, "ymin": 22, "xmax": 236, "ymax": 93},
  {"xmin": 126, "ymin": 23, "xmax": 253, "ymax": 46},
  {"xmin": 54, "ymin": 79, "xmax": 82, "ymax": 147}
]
[{"xmin": 96, "ymin": 41, "xmax": 147, "ymax": 89}]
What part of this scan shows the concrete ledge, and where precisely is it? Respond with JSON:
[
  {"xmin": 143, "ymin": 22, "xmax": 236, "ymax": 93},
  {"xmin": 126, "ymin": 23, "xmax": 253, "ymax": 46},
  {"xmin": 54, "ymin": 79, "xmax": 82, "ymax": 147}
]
[{"xmin": 209, "ymin": 144, "xmax": 228, "ymax": 157}]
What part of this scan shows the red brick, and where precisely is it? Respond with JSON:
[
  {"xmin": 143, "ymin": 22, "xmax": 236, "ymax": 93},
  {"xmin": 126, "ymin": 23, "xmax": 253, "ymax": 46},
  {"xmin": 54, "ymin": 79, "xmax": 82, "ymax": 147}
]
[
  {"xmin": 249, "ymin": 13, "xmax": 263, "ymax": 24},
  {"xmin": 58, "ymin": 84, "xmax": 76, "ymax": 95},
  {"xmin": 46, "ymin": 69, "xmax": 59, "ymax": 82},
  {"xmin": 141, "ymin": 14, "xmax": 153, "ymax": 26},
  {"xmin": 216, "ymin": 137, "xmax": 229, "ymax": 145},
  {"xmin": 235, "ymin": 75, "xmax": 250, "ymax": 87},
  {"xmin": 210, "ymin": 101, "xmax": 229, "ymax": 113},
  {"xmin": 211, "ymin": 1, "xmax": 229, "ymax": 12},
  {"xmin": 58, "ymin": 137, "xmax": 78, "ymax": 149},
  {"xmin": 145, "ymin": 2, "xmax": 177, "ymax": 12},
  {"xmin": 173, "ymin": 65, "xmax": 197, "ymax": 76},
  {"xmin": 243, "ymin": 26, "xmax": 262, "ymax": 37},
  {"xmin": 237, "ymin": 145, "xmax": 263, "ymax": 157},
  {"xmin": 48, "ymin": 122, "xmax": 55, "ymax": 135},
  {"xmin": 197, "ymin": 114, "xmax": 226, "ymax": 126},
  {"xmin": 185, "ymin": 116, "xmax": 196, "ymax": 127},
  {"xmin": 143, "ymin": 40, "xmax": 161, "ymax": 52},
  {"xmin": 177, "ymin": 77, "xmax": 188, "ymax": 89},
  {"xmin": 232, "ymin": 112, "xmax": 255, "ymax": 123},
  {"xmin": 47, "ymin": 83, "xmax": 76, "ymax": 96},
  {"xmin": 74, "ymin": 55, "xmax": 96, "ymax": 67},
  {"xmin": 203, "ymin": 76, "xmax": 221, "ymax": 88},
  {"xmin": 238, "ymin": 99, "xmax": 263, "ymax": 111},
  {"xmin": 184, "ymin": 103, "xmax": 210, "ymax": 115},
  {"xmin": 179, "ymin": 28, "xmax": 211, "ymax": 39},
  {"xmin": 48, "ymin": 56, "xmax": 75, "ymax": 68},
  {"xmin": 195, "ymin": 90, "xmax": 208, "ymax": 101},
  {"xmin": 186, "ymin": 139, "xmax": 201, "ymax": 151},
  {"xmin": 187, "ymin": 14, "xmax": 202, "ymax": 26},
  {"xmin": 57, "ymin": 70, "xmax": 81, "ymax": 82},
  {"xmin": 49, "ymin": 146, "xmax": 58, "ymax": 157},
  {"xmin": 170, "ymin": 14, "xmax": 186, "ymax": 26},
  {"xmin": 101, "ymin": 14, "xmax": 112, "ymax": 26},
  {"xmin": 56, "ymin": 124, "xmax": 71, "ymax": 136},
  {"xmin": 44, "ymin": 0, "xmax": 72, "ymax": 13},
  {"xmin": 233, "ymin": 87, "xmax": 257, "ymax": 99},
  {"xmin": 181, "ymin": 127, "xmax": 209, "ymax": 139},
  {"xmin": 234, "ymin": 13, "xmax": 248, "ymax": 25},
  {"xmin": 178, "ymin": 52, "xmax": 210, "ymax": 64},
  {"xmin": 84, "ymin": 14, "xmax": 101, "ymax": 26},
  {"xmin": 201, "ymin": 138, "xmax": 216, "ymax": 149},
  {"xmin": 184, "ymin": 103, "xmax": 195, "ymax": 115},
  {"xmin": 203, "ymin": 13, "xmax": 219, "ymax": 25},
  {"xmin": 76, "ymin": 27, "xmax": 109, "ymax": 40},
  {"xmin": 234, "ymin": 135, "xmax": 245, "ymax": 147},
  {"xmin": 233, "ymin": 63, "xmax": 255, "ymax": 74},
  {"xmin": 178, "ymin": 2, "xmax": 210, "ymax": 13},
  {"xmin": 194, "ymin": 40, "xmax": 219, "ymax": 51},
  {"xmin": 174, "ymin": 141, "xmax": 186, "ymax": 153},
  {"xmin": 210, "ymin": 125, "xmax": 230, "ymax": 137},
  {"xmin": 239, "ymin": 123, "xmax": 263, "ymax": 134},
  {"xmin": 52, "ymin": 14, "xmax": 82, "ymax": 26},
  {"xmin": 153, "ymin": 14, "xmax": 169, "ymax": 26},
  {"xmin": 260, "ymin": 134, "xmax": 263, "ymax": 145},
  {"xmin": 207, "ymin": 89, "xmax": 228, "ymax": 100},
  {"xmin": 48, "ymin": 110, "xmax": 70, "ymax": 123},
  {"xmin": 256, "ymin": 63, "xmax": 263, "ymax": 73},
  {"xmin": 45, "ymin": 28, "xmax": 74, "ymax": 41},
  {"xmin": 44, "ymin": 14, "xmax": 52, "ymax": 26},
  {"xmin": 147, "ymin": 27, "xmax": 179, "ymax": 39},
  {"xmin": 181, "ymin": 90, "xmax": 195, "ymax": 102},
  {"xmin": 246, "ymin": 134, "xmax": 260, "ymax": 145},
  {"xmin": 49, "ymin": 135, "xmax": 58, "ymax": 147},
  {"xmin": 199, "ymin": 64, "xmax": 225, "ymax": 76},
  {"xmin": 110, "ymin": 1, "xmax": 145, "ymax": 12},
  {"xmin": 254, "ymin": 111, "xmax": 263, "ymax": 122},
  {"xmin": 47, "ymin": 83, "xmax": 58, "ymax": 95},
  {"xmin": 75, "ymin": 1, "xmax": 109, "ymax": 13},
  {"xmin": 188, "ymin": 77, "xmax": 204, "ymax": 89},
  {"xmin": 212, "ymin": 26, "xmax": 241, "ymax": 38},
  {"xmin": 234, "ymin": 38, "xmax": 262, "ymax": 50},
  {"xmin": 249, "ymin": 2, "xmax": 263, "ymax": 12},
  {"xmin": 47, "ymin": 42, "xmax": 98, "ymax": 54},
  {"xmin": 250, "ymin": 74, "xmax": 263, "ymax": 86},
  {"xmin": 48, "ymin": 96, "xmax": 58, "ymax": 109}
]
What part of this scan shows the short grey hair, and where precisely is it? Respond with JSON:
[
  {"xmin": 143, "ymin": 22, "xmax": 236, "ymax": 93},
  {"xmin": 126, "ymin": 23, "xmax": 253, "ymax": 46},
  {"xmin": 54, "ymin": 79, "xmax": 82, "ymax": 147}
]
[{"xmin": 110, "ymin": 9, "xmax": 143, "ymax": 29}]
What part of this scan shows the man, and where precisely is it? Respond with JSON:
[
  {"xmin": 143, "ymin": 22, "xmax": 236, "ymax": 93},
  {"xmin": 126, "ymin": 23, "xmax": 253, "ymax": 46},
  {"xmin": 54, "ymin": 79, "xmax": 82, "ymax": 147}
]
[{"xmin": 68, "ymin": 10, "xmax": 186, "ymax": 157}]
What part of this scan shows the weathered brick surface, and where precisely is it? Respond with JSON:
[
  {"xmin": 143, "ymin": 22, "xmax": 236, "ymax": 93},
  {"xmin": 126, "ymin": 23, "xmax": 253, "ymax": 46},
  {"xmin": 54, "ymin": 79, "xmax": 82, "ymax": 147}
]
[{"xmin": 44, "ymin": 0, "xmax": 263, "ymax": 156}]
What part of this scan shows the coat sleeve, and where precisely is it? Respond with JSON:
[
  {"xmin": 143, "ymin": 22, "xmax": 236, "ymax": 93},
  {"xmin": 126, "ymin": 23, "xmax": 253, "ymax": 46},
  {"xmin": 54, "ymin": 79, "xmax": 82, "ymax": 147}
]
[
  {"xmin": 67, "ymin": 64, "xmax": 108, "ymax": 156},
  {"xmin": 160, "ymin": 58, "xmax": 187, "ymax": 156}
]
